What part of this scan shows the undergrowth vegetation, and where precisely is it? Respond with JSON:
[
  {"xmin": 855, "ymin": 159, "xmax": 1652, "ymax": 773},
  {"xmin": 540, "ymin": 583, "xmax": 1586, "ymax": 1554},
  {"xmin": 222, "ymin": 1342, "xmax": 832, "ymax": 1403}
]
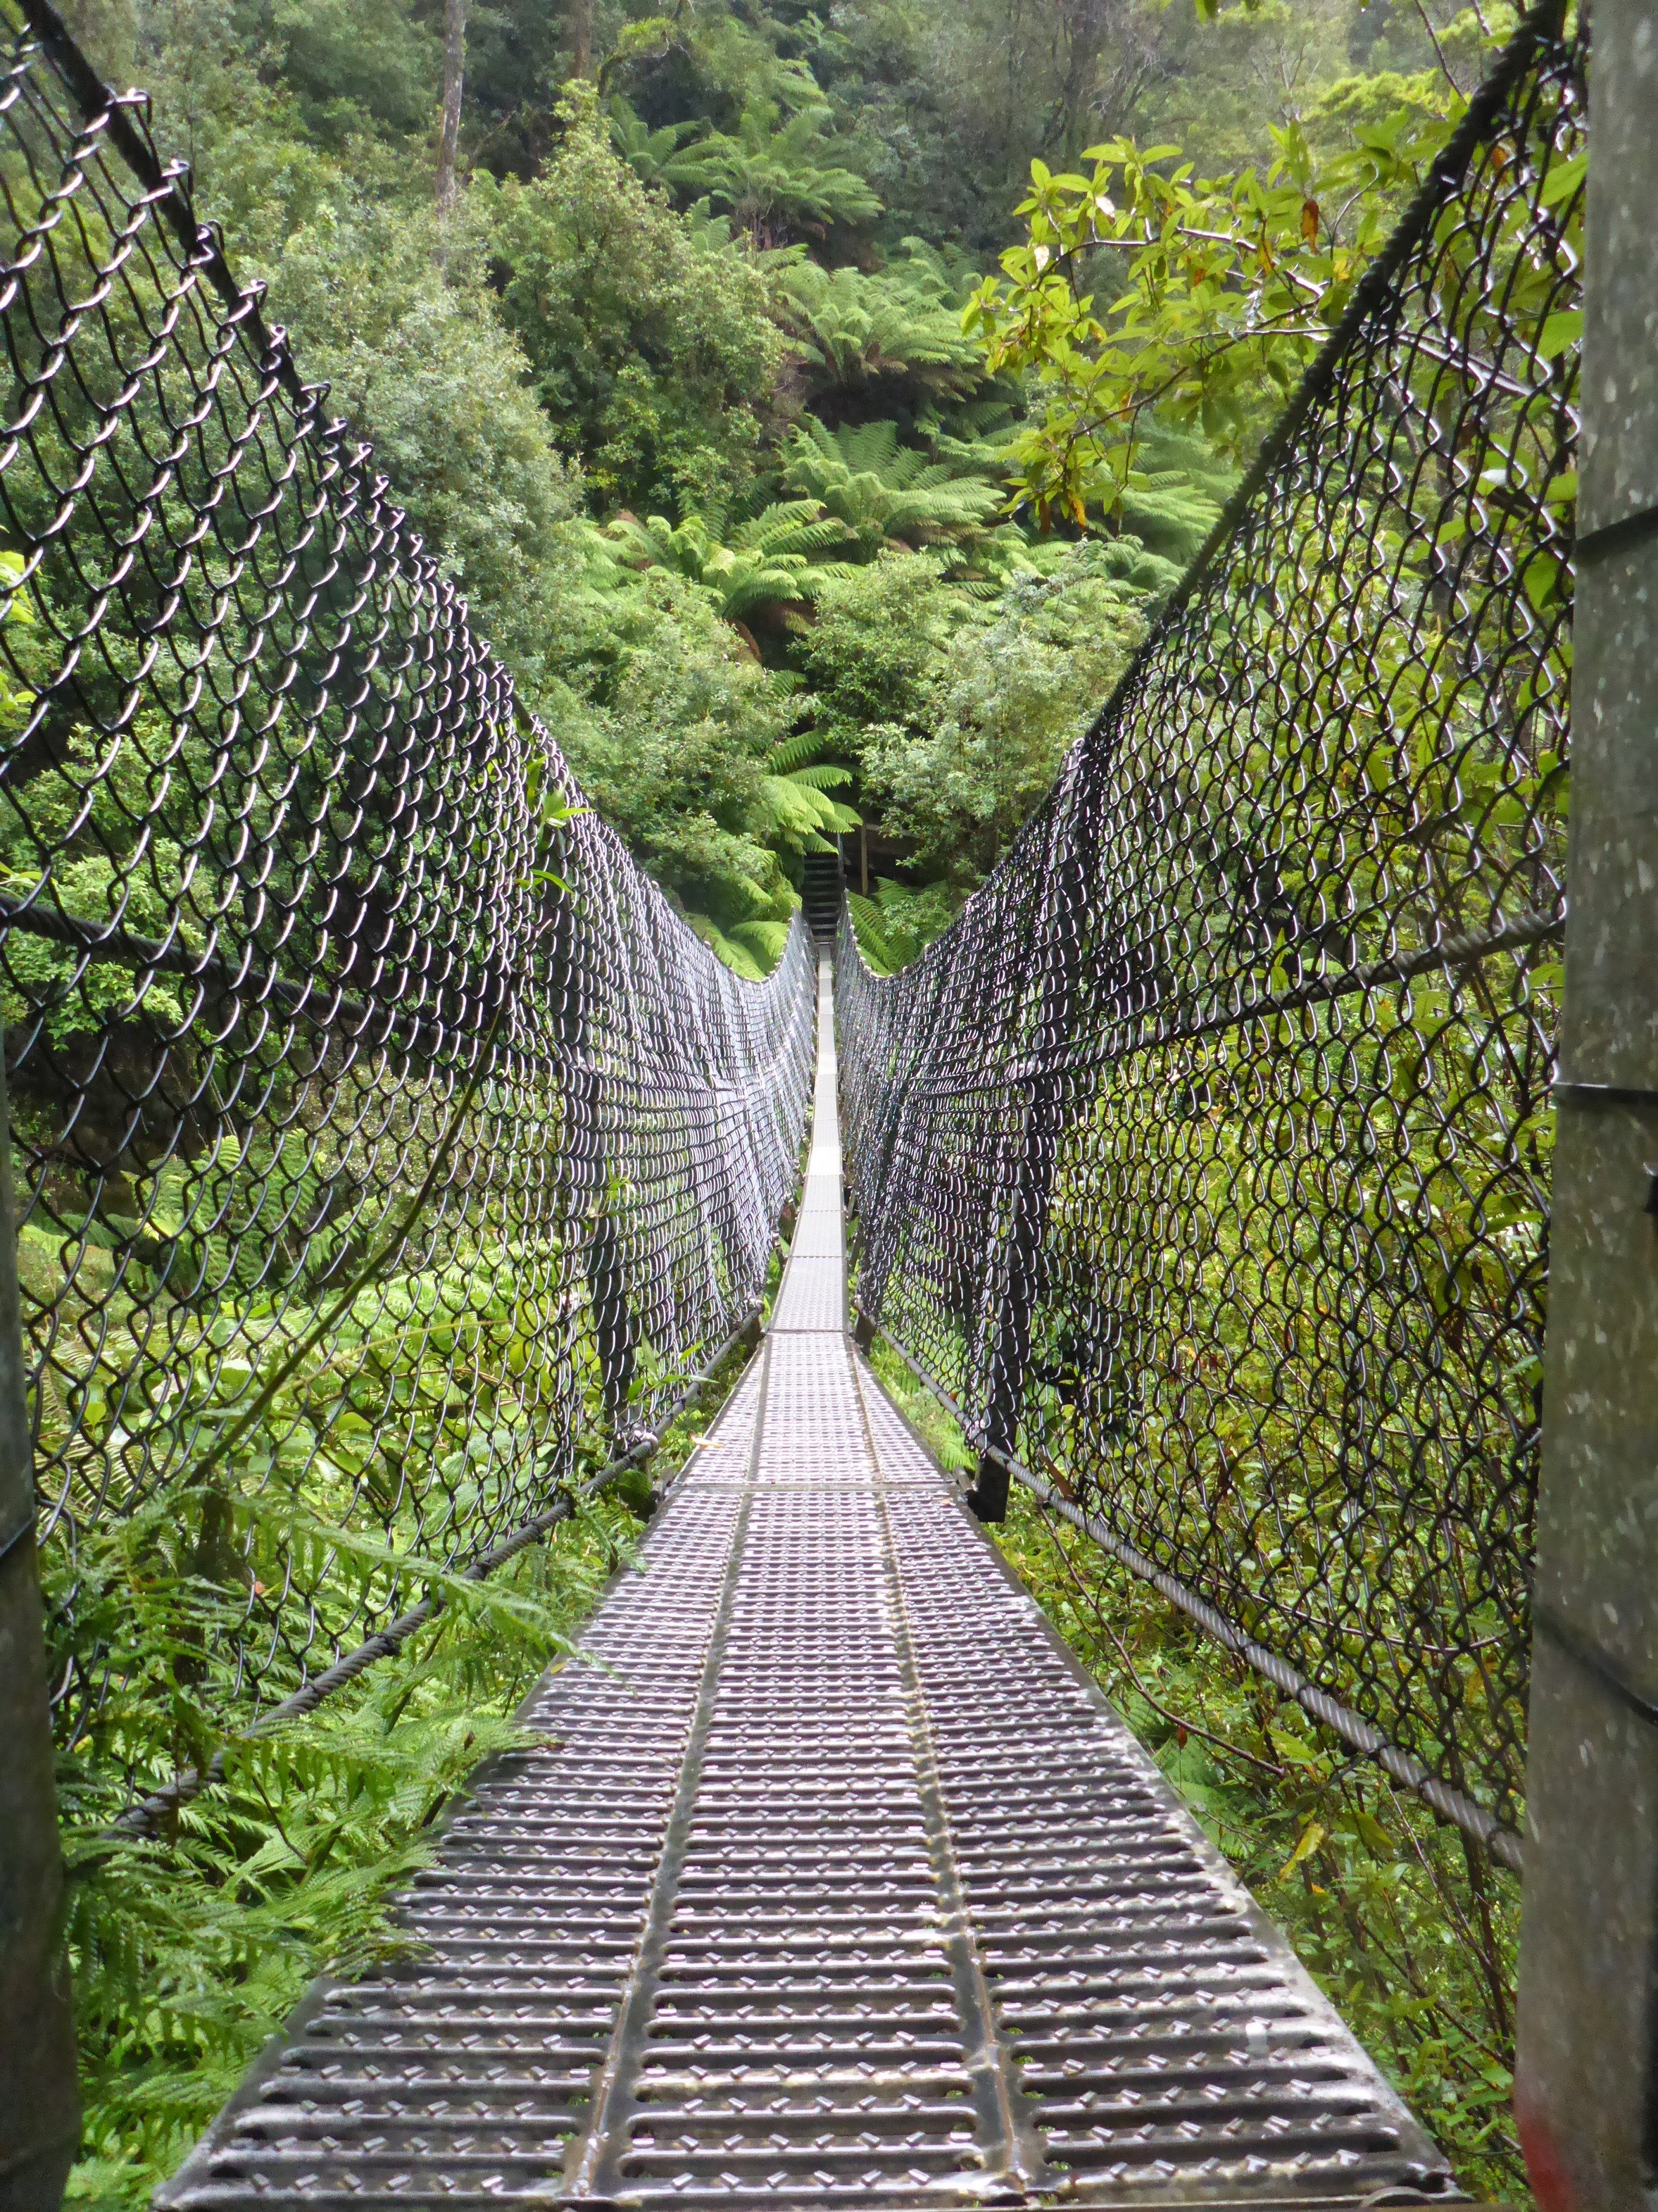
[{"xmin": 63, "ymin": 1498, "xmax": 637, "ymax": 2208}]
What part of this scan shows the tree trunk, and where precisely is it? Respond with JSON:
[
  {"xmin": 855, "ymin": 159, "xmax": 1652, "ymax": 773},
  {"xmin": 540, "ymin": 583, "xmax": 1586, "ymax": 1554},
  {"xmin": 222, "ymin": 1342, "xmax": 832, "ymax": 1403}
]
[
  {"xmin": 1060, "ymin": 0, "xmax": 1112, "ymax": 157},
  {"xmin": 569, "ymin": 0, "xmax": 593, "ymax": 80},
  {"xmin": 436, "ymin": 0, "xmax": 466, "ymax": 212}
]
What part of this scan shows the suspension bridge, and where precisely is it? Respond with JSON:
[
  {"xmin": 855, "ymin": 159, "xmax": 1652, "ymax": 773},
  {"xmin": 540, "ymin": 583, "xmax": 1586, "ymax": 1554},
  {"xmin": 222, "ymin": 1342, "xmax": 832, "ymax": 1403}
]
[
  {"xmin": 151, "ymin": 957, "xmax": 1450, "ymax": 2206},
  {"xmin": 0, "ymin": 0, "xmax": 1652, "ymax": 2208}
]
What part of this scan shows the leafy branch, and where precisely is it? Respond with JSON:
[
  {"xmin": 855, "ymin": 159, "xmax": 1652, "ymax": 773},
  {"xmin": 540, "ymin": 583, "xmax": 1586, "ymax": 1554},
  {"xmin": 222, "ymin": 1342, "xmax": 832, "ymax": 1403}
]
[{"xmin": 963, "ymin": 104, "xmax": 1458, "ymax": 524}]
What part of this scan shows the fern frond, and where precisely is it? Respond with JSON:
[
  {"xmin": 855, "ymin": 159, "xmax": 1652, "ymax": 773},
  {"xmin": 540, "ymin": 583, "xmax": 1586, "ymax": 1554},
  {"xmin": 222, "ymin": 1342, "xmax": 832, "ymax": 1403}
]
[
  {"xmin": 846, "ymin": 889, "xmax": 897, "ymax": 975},
  {"xmin": 683, "ymin": 911, "xmax": 767, "ymax": 979},
  {"xmin": 725, "ymin": 918, "xmax": 792, "ymax": 970},
  {"xmin": 765, "ymin": 729, "xmax": 830, "ymax": 774},
  {"xmin": 781, "ymin": 419, "xmax": 1003, "ymax": 551}
]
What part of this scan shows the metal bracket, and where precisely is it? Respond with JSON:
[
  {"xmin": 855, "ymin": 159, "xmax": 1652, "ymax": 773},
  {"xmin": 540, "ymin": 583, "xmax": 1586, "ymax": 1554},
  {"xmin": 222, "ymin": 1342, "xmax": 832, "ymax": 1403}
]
[
  {"xmin": 1554, "ymin": 1080, "xmax": 1658, "ymax": 1108},
  {"xmin": 1571, "ymin": 499, "xmax": 1658, "ymax": 567}
]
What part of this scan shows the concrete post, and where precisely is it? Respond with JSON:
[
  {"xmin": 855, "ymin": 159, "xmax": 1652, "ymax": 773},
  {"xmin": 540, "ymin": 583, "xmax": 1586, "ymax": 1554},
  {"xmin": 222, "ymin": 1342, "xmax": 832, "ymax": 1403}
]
[
  {"xmin": 1514, "ymin": 9, "xmax": 1658, "ymax": 2205},
  {"xmin": 0, "ymin": 1046, "xmax": 80, "ymax": 2208}
]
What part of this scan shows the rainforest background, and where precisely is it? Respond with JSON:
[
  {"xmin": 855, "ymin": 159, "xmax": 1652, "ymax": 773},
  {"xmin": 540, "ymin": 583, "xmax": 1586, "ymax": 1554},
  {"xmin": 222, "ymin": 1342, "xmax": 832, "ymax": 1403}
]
[
  {"xmin": 61, "ymin": 0, "xmax": 1495, "ymax": 973},
  {"xmin": 45, "ymin": 0, "xmax": 1536, "ymax": 2201}
]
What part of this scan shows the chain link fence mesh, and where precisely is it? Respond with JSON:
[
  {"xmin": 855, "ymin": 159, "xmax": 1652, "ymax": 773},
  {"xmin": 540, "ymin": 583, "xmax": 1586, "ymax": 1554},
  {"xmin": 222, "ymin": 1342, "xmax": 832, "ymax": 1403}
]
[
  {"xmin": 0, "ymin": 0, "xmax": 816, "ymax": 1816},
  {"xmin": 839, "ymin": 0, "xmax": 1585, "ymax": 1868}
]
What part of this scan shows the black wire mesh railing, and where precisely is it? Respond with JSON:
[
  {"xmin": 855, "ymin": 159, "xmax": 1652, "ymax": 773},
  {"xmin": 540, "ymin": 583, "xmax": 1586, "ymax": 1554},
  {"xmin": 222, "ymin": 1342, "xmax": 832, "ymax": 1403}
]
[
  {"xmin": 838, "ymin": 0, "xmax": 1585, "ymax": 1870},
  {"xmin": 0, "ymin": 0, "xmax": 816, "ymax": 1819}
]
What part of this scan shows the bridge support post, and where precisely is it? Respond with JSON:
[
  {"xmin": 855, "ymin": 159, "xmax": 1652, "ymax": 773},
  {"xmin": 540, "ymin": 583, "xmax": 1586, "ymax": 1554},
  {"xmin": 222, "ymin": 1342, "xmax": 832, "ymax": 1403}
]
[
  {"xmin": 966, "ymin": 1217, "xmax": 1036, "ymax": 1525},
  {"xmin": 1514, "ymin": 10, "xmax": 1658, "ymax": 2205},
  {"xmin": 0, "ymin": 1049, "xmax": 80, "ymax": 2208}
]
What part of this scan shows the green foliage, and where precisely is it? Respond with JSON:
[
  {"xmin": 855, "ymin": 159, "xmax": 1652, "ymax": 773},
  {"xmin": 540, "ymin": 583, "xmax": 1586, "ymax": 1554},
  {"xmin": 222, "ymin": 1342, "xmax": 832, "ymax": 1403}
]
[
  {"xmin": 793, "ymin": 549, "xmax": 978, "ymax": 759},
  {"xmin": 250, "ymin": 0, "xmax": 440, "ymax": 139},
  {"xmin": 256, "ymin": 200, "xmax": 586, "ymax": 689},
  {"xmin": 781, "ymin": 418, "xmax": 1005, "ymax": 556},
  {"xmin": 548, "ymin": 568, "xmax": 803, "ymax": 937},
  {"xmin": 599, "ymin": 498, "xmax": 857, "ymax": 625},
  {"xmin": 823, "ymin": 541, "xmax": 1159, "ymax": 890},
  {"xmin": 1114, "ymin": 420, "xmax": 1238, "ymax": 564},
  {"xmin": 758, "ymin": 727, "xmax": 862, "ymax": 854},
  {"xmin": 61, "ymin": 0, "xmax": 1483, "ymax": 956},
  {"xmin": 608, "ymin": 99, "xmax": 713, "ymax": 196},
  {"xmin": 59, "ymin": 1498, "xmax": 632, "ymax": 2209},
  {"xmin": 963, "ymin": 91, "xmax": 1469, "ymax": 521},
  {"xmin": 486, "ymin": 93, "xmax": 788, "ymax": 515},
  {"xmin": 603, "ymin": 5, "xmax": 832, "ymax": 154}
]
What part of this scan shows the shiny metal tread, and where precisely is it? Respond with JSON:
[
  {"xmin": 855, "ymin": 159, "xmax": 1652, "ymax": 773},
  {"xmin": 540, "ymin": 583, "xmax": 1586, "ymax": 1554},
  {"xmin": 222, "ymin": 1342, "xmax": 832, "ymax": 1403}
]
[{"xmin": 160, "ymin": 958, "xmax": 1456, "ymax": 2210}]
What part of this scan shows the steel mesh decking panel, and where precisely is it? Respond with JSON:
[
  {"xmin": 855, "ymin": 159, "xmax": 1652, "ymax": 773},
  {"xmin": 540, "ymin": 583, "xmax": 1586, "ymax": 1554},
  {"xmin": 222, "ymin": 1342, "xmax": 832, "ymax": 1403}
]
[
  {"xmin": 882, "ymin": 1487, "xmax": 1446, "ymax": 2203},
  {"xmin": 684, "ymin": 1366, "xmax": 767, "ymax": 1485},
  {"xmin": 784, "ymin": 1222, "xmax": 847, "ymax": 1258},
  {"xmin": 769, "ymin": 993, "xmax": 850, "ymax": 1335},
  {"xmin": 617, "ymin": 1483, "xmax": 984, "ymax": 2206},
  {"xmin": 161, "ymin": 1473, "xmax": 751, "ymax": 2208},
  {"xmin": 768, "ymin": 1250, "xmax": 845, "ymax": 1332},
  {"xmin": 751, "ymin": 1335, "xmax": 873, "ymax": 1487},
  {"xmin": 162, "ymin": 956, "xmax": 1452, "ymax": 2210}
]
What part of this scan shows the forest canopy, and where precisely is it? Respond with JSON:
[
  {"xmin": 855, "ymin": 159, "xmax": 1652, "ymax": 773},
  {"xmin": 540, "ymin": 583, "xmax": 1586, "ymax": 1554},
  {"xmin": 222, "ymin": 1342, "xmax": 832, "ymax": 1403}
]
[{"xmin": 59, "ymin": 0, "xmax": 1514, "ymax": 972}]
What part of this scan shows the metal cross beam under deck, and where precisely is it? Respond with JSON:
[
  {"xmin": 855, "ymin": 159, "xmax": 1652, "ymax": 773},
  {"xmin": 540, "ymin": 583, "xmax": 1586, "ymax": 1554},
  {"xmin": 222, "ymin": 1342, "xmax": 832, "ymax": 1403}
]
[{"xmin": 160, "ymin": 958, "xmax": 1455, "ymax": 2211}]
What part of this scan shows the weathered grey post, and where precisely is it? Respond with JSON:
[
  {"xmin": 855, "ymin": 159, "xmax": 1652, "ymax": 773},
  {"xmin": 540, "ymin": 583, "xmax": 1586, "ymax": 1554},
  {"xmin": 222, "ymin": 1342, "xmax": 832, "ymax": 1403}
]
[
  {"xmin": 1514, "ymin": 9, "xmax": 1658, "ymax": 2205},
  {"xmin": 0, "ymin": 1049, "xmax": 80, "ymax": 2208}
]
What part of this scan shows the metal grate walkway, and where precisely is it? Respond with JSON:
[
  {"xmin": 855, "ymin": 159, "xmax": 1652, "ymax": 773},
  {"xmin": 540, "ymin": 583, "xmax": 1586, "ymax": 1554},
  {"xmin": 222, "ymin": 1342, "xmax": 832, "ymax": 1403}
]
[{"xmin": 161, "ymin": 958, "xmax": 1456, "ymax": 2211}]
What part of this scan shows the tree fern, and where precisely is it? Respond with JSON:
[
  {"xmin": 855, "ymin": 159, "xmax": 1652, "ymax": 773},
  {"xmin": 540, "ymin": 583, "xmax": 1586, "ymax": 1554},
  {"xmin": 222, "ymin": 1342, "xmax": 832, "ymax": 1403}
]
[
  {"xmin": 772, "ymin": 253, "xmax": 986, "ymax": 414},
  {"xmin": 755, "ymin": 727, "xmax": 858, "ymax": 854},
  {"xmin": 661, "ymin": 103, "xmax": 880, "ymax": 244},
  {"xmin": 782, "ymin": 418, "xmax": 1004, "ymax": 555},
  {"xmin": 607, "ymin": 99, "xmax": 709, "ymax": 198},
  {"xmin": 766, "ymin": 727, "xmax": 837, "ymax": 776},
  {"xmin": 847, "ymin": 879, "xmax": 960, "ymax": 975},
  {"xmin": 1115, "ymin": 422, "xmax": 1238, "ymax": 566},
  {"xmin": 601, "ymin": 500, "xmax": 855, "ymax": 625},
  {"xmin": 725, "ymin": 916, "xmax": 794, "ymax": 970}
]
